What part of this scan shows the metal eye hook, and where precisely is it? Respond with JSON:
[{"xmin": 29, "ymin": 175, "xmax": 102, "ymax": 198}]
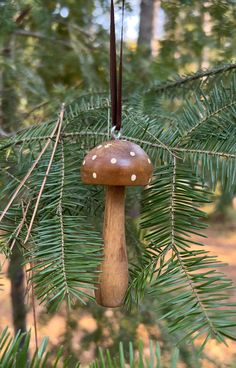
[{"xmin": 111, "ymin": 126, "xmax": 122, "ymax": 140}]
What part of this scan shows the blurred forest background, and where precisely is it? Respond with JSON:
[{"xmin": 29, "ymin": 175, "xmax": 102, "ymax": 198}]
[{"xmin": 1, "ymin": 0, "xmax": 236, "ymax": 367}]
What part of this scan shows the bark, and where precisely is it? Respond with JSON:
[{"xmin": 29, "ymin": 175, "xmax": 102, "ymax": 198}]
[
  {"xmin": 8, "ymin": 245, "xmax": 27, "ymax": 337},
  {"xmin": 1, "ymin": 37, "xmax": 28, "ymax": 340},
  {"xmin": 138, "ymin": 0, "xmax": 156, "ymax": 55}
]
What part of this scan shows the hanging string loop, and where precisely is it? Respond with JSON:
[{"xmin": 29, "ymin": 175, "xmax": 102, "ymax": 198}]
[
  {"xmin": 110, "ymin": 0, "xmax": 125, "ymax": 136},
  {"xmin": 111, "ymin": 125, "xmax": 122, "ymax": 140}
]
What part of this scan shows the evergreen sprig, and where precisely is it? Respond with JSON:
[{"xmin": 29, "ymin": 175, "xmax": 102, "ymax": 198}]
[
  {"xmin": 0, "ymin": 328, "xmax": 179, "ymax": 368},
  {"xmin": 131, "ymin": 162, "xmax": 236, "ymax": 344},
  {"xmin": 0, "ymin": 64, "xmax": 236, "ymax": 345}
]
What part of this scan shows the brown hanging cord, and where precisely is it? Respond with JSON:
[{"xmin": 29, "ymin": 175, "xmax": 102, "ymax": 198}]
[{"xmin": 110, "ymin": 0, "xmax": 125, "ymax": 133}]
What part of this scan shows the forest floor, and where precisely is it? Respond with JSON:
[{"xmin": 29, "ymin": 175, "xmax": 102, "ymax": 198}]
[{"xmin": 0, "ymin": 220, "xmax": 236, "ymax": 368}]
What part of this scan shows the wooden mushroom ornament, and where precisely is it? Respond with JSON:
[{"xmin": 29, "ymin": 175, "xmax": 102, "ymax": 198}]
[{"xmin": 81, "ymin": 140, "xmax": 153, "ymax": 307}]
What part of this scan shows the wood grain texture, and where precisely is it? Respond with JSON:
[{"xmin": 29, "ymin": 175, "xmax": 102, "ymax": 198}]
[
  {"xmin": 95, "ymin": 185, "xmax": 128, "ymax": 307},
  {"xmin": 81, "ymin": 140, "xmax": 153, "ymax": 186}
]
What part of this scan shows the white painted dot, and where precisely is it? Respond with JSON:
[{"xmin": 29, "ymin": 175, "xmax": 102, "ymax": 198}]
[
  {"xmin": 82, "ymin": 160, "xmax": 86, "ymax": 165},
  {"xmin": 130, "ymin": 151, "xmax": 136, "ymax": 157},
  {"xmin": 97, "ymin": 145, "xmax": 102, "ymax": 149},
  {"xmin": 148, "ymin": 158, "xmax": 151, "ymax": 164},
  {"xmin": 111, "ymin": 158, "xmax": 117, "ymax": 164},
  {"xmin": 93, "ymin": 172, "xmax": 97, "ymax": 178},
  {"xmin": 92, "ymin": 155, "xmax": 97, "ymax": 160},
  {"xmin": 131, "ymin": 174, "xmax": 137, "ymax": 182}
]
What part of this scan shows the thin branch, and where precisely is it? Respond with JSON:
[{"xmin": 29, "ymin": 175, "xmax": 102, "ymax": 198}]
[
  {"xmin": 0, "ymin": 168, "xmax": 31, "ymax": 191},
  {"xmin": 57, "ymin": 140, "xmax": 69, "ymax": 297},
  {"xmin": 170, "ymin": 158, "xmax": 219, "ymax": 339},
  {"xmin": 14, "ymin": 29, "xmax": 71, "ymax": 48},
  {"xmin": 0, "ymin": 200, "xmax": 30, "ymax": 270},
  {"xmin": 59, "ymin": 132, "xmax": 236, "ymax": 159},
  {"xmin": 170, "ymin": 157, "xmax": 176, "ymax": 249},
  {"xmin": 149, "ymin": 63, "xmax": 236, "ymax": 94},
  {"xmin": 179, "ymin": 100, "xmax": 236, "ymax": 144},
  {"xmin": 0, "ymin": 127, "xmax": 10, "ymax": 137},
  {"xmin": 24, "ymin": 103, "xmax": 65, "ymax": 243},
  {"xmin": 131, "ymin": 119, "xmax": 180, "ymax": 159},
  {"xmin": 169, "ymin": 146, "xmax": 236, "ymax": 159},
  {"xmin": 22, "ymin": 101, "xmax": 49, "ymax": 120},
  {"xmin": 0, "ymin": 108, "xmax": 63, "ymax": 224},
  {"xmin": 123, "ymin": 136, "xmax": 236, "ymax": 159},
  {"xmin": 0, "ymin": 103, "xmax": 110, "ymax": 151},
  {"xmin": 20, "ymin": 202, "xmax": 39, "ymax": 350},
  {"xmin": 173, "ymin": 246, "xmax": 220, "ymax": 340},
  {"xmin": 31, "ymin": 276, "xmax": 38, "ymax": 350},
  {"xmin": 2, "ymin": 130, "xmax": 236, "ymax": 160}
]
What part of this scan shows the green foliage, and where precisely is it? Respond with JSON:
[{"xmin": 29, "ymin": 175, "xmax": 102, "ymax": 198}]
[
  {"xmin": 91, "ymin": 341, "xmax": 179, "ymax": 368},
  {"xmin": 0, "ymin": 327, "xmax": 80, "ymax": 367},
  {"xmin": 158, "ymin": 1, "xmax": 236, "ymax": 76},
  {"xmin": 0, "ymin": 328, "xmax": 179, "ymax": 368},
  {"xmin": 131, "ymin": 163, "xmax": 236, "ymax": 344},
  {"xmin": 1, "ymin": 1, "xmax": 236, "ymax": 364},
  {"xmin": 1, "ymin": 65, "xmax": 236, "ymax": 346}
]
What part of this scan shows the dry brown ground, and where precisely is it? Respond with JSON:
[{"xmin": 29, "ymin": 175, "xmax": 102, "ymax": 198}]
[{"xmin": 0, "ymin": 223, "xmax": 236, "ymax": 367}]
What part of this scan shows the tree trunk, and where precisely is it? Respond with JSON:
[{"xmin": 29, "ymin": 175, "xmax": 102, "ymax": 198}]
[
  {"xmin": 138, "ymin": 0, "xmax": 156, "ymax": 55},
  {"xmin": 8, "ymin": 245, "xmax": 27, "ymax": 337},
  {"xmin": 1, "ymin": 37, "xmax": 27, "ymax": 340}
]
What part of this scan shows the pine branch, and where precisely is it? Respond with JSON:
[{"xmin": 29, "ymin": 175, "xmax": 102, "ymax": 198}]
[
  {"xmin": 14, "ymin": 29, "xmax": 72, "ymax": 48},
  {"xmin": 57, "ymin": 140, "xmax": 70, "ymax": 300},
  {"xmin": 0, "ymin": 327, "xmax": 180, "ymax": 368},
  {"xmin": 0, "ymin": 327, "xmax": 80, "ymax": 367},
  {"xmin": 25, "ymin": 143, "xmax": 103, "ymax": 309},
  {"xmin": 0, "ymin": 67, "xmax": 236, "ymax": 344},
  {"xmin": 170, "ymin": 160, "xmax": 220, "ymax": 341},
  {"xmin": 177, "ymin": 76, "xmax": 236, "ymax": 144},
  {"xmin": 148, "ymin": 63, "xmax": 236, "ymax": 94},
  {"xmin": 0, "ymin": 107, "xmax": 63, "ymax": 223},
  {"xmin": 0, "ymin": 201, "xmax": 30, "ymax": 271},
  {"xmin": 24, "ymin": 103, "xmax": 65, "ymax": 243},
  {"xmin": 179, "ymin": 100, "xmax": 236, "ymax": 145},
  {"xmin": 0, "ymin": 96, "xmax": 110, "ymax": 151},
  {"xmin": 0, "ymin": 168, "xmax": 31, "ymax": 191},
  {"xmin": 137, "ymin": 163, "xmax": 236, "ymax": 344}
]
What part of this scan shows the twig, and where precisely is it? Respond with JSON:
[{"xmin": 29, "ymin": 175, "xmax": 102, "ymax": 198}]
[
  {"xmin": 131, "ymin": 119, "xmax": 181, "ymax": 159},
  {"xmin": 22, "ymin": 101, "xmax": 49, "ymax": 120},
  {"xmin": 24, "ymin": 103, "xmax": 65, "ymax": 243},
  {"xmin": 169, "ymin": 157, "xmax": 220, "ymax": 339},
  {"xmin": 149, "ymin": 63, "xmax": 236, "ymax": 94},
  {"xmin": 0, "ymin": 105, "xmax": 65, "ymax": 224},
  {"xmin": 14, "ymin": 29, "xmax": 71, "ymax": 49},
  {"xmin": 19, "ymin": 202, "xmax": 39, "ymax": 351},
  {"xmin": 0, "ymin": 127, "xmax": 10, "ymax": 137},
  {"xmin": 178, "ymin": 100, "xmax": 236, "ymax": 144},
  {"xmin": 31, "ymin": 266, "xmax": 38, "ymax": 350},
  {"xmin": 57, "ymin": 140, "xmax": 69, "ymax": 296},
  {"xmin": 0, "ymin": 201, "xmax": 30, "ymax": 270},
  {"xmin": 4, "ymin": 131, "xmax": 235, "ymax": 160},
  {"xmin": 0, "ymin": 169, "xmax": 31, "ymax": 191},
  {"xmin": 2, "ymin": 131, "xmax": 236, "ymax": 160}
]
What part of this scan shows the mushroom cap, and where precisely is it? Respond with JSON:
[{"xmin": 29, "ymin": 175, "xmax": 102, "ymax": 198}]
[{"xmin": 81, "ymin": 140, "xmax": 153, "ymax": 186}]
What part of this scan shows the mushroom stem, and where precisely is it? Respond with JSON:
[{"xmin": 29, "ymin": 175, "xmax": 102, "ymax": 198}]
[{"xmin": 95, "ymin": 185, "xmax": 128, "ymax": 307}]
